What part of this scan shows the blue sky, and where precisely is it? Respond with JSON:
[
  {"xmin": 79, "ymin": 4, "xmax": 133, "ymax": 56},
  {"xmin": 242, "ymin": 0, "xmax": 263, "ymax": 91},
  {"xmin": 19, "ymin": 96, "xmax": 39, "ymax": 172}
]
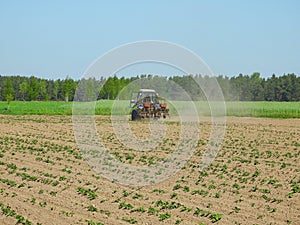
[{"xmin": 0, "ymin": 0, "xmax": 299, "ymax": 79}]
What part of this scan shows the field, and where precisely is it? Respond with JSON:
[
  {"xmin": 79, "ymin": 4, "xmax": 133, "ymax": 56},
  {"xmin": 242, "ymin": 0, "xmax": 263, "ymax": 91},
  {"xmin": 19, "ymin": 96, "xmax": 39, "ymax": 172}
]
[
  {"xmin": 0, "ymin": 114, "xmax": 299, "ymax": 225},
  {"xmin": 1, "ymin": 101, "xmax": 300, "ymax": 118}
]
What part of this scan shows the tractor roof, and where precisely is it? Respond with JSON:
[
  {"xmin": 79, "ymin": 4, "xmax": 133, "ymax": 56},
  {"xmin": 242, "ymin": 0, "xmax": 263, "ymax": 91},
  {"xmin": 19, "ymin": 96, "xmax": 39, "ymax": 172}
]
[{"xmin": 138, "ymin": 89, "xmax": 156, "ymax": 93}]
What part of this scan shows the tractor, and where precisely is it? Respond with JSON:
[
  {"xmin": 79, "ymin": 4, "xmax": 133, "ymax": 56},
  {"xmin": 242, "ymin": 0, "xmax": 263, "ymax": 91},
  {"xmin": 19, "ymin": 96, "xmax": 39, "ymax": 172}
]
[{"xmin": 130, "ymin": 89, "xmax": 169, "ymax": 120}]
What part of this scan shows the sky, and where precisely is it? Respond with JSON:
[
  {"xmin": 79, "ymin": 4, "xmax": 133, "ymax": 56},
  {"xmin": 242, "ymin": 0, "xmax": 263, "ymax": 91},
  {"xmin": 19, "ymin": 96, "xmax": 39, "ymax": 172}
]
[{"xmin": 0, "ymin": 0, "xmax": 299, "ymax": 80}]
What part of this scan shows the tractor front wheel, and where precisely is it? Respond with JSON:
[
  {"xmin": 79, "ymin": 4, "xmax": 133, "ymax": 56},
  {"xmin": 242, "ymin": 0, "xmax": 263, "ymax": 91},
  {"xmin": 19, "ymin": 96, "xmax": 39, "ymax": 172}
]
[{"xmin": 131, "ymin": 109, "xmax": 139, "ymax": 121}]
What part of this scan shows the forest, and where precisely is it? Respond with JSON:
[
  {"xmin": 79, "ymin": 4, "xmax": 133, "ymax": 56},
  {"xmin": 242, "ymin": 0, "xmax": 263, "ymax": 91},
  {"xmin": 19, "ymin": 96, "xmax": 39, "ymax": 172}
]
[{"xmin": 0, "ymin": 73, "xmax": 299, "ymax": 102}]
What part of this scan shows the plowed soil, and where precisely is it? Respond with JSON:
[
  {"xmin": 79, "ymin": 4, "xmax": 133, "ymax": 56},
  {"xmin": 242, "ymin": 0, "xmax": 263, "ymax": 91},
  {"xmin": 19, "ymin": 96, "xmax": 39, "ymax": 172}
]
[{"xmin": 0, "ymin": 115, "xmax": 299, "ymax": 225}]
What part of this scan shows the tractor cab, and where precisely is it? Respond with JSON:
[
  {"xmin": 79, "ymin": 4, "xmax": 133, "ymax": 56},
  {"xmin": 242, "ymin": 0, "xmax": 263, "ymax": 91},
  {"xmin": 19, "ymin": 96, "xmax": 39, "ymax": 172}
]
[{"xmin": 130, "ymin": 89, "xmax": 158, "ymax": 108}]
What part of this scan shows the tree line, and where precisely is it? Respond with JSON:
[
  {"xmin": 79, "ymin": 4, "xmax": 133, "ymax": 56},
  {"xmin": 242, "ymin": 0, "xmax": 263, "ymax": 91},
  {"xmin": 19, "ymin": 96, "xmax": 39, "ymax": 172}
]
[{"xmin": 0, "ymin": 73, "xmax": 299, "ymax": 102}]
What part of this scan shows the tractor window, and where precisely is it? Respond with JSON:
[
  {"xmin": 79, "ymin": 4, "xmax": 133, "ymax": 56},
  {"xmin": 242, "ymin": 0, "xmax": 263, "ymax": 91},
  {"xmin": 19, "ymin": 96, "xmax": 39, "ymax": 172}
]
[{"xmin": 144, "ymin": 96, "xmax": 151, "ymax": 103}]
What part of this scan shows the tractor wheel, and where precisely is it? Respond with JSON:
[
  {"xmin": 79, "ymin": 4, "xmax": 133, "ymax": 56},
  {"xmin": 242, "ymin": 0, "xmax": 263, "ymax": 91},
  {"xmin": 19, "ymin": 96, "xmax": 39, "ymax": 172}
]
[{"xmin": 131, "ymin": 109, "xmax": 139, "ymax": 121}]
